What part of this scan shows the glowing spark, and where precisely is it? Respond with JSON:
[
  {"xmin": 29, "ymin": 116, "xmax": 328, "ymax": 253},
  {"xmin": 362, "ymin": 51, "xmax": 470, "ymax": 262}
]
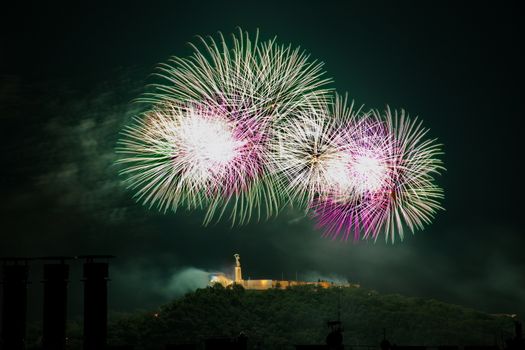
[
  {"xmin": 175, "ymin": 110, "xmax": 246, "ymax": 183},
  {"xmin": 350, "ymin": 154, "xmax": 388, "ymax": 193}
]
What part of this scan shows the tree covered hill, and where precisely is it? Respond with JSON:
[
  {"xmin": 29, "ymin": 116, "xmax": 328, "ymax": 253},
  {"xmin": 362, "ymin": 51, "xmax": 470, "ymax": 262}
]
[{"xmin": 101, "ymin": 284, "xmax": 515, "ymax": 349}]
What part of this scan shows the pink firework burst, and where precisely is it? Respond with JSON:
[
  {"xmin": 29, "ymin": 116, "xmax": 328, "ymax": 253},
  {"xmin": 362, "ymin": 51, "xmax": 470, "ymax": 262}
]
[
  {"xmin": 311, "ymin": 107, "xmax": 444, "ymax": 243},
  {"xmin": 312, "ymin": 115, "xmax": 396, "ymax": 241}
]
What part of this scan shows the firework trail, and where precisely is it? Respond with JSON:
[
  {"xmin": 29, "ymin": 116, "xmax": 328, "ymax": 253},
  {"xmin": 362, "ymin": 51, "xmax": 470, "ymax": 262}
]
[
  {"xmin": 142, "ymin": 29, "xmax": 332, "ymax": 119},
  {"xmin": 117, "ymin": 29, "xmax": 332, "ymax": 224}
]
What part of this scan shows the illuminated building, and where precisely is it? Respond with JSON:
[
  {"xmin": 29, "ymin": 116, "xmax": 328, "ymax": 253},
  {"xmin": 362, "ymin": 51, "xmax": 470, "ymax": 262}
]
[{"xmin": 209, "ymin": 254, "xmax": 360, "ymax": 290}]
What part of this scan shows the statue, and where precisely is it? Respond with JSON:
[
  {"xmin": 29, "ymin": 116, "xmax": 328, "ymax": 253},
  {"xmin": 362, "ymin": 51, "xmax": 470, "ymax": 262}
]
[{"xmin": 234, "ymin": 254, "xmax": 241, "ymax": 267}]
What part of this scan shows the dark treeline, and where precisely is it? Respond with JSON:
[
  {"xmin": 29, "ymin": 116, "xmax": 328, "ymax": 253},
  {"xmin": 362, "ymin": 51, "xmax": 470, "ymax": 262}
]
[{"xmin": 27, "ymin": 284, "xmax": 516, "ymax": 349}]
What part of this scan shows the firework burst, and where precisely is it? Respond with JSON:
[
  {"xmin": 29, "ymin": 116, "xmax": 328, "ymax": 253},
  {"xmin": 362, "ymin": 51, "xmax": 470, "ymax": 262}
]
[
  {"xmin": 117, "ymin": 29, "xmax": 332, "ymax": 224},
  {"xmin": 312, "ymin": 106, "xmax": 445, "ymax": 242},
  {"xmin": 116, "ymin": 29, "xmax": 445, "ymax": 239},
  {"xmin": 269, "ymin": 95, "xmax": 363, "ymax": 208},
  {"xmin": 117, "ymin": 102, "xmax": 270, "ymax": 221}
]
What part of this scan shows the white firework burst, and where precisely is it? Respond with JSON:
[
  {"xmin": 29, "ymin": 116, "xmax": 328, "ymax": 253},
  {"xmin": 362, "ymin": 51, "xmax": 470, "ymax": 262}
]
[
  {"xmin": 118, "ymin": 29, "xmax": 332, "ymax": 224},
  {"xmin": 117, "ymin": 103, "xmax": 269, "ymax": 217},
  {"xmin": 269, "ymin": 95, "xmax": 364, "ymax": 208}
]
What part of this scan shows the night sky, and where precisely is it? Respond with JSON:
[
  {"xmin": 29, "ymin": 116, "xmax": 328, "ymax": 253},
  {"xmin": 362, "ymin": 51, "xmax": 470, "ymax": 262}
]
[{"xmin": 1, "ymin": 1, "xmax": 523, "ymax": 322}]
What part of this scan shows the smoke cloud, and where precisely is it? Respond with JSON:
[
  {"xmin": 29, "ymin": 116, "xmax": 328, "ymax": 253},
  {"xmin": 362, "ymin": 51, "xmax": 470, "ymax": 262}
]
[{"xmin": 162, "ymin": 267, "xmax": 211, "ymax": 297}]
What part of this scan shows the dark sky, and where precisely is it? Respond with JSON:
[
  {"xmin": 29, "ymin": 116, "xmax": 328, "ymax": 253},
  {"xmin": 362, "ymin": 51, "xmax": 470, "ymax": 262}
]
[{"xmin": 1, "ymin": 1, "xmax": 523, "ymax": 321}]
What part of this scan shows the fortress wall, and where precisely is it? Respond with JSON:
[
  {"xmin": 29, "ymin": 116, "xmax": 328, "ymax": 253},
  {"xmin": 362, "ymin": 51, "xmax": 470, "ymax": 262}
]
[{"xmin": 243, "ymin": 279, "xmax": 273, "ymax": 290}]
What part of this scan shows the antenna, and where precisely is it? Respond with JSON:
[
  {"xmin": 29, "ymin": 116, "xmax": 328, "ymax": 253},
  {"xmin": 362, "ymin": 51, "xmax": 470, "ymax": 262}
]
[
  {"xmin": 338, "ymin": 287, "xmax": 342, "ymax": 322},
  {"xmin": 380, "ymin": 328, "xmax": 391, "ymax": 350}
]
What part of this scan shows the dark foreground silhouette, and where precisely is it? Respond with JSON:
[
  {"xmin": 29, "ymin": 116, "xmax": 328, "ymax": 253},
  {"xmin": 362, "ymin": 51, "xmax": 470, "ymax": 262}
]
[{"xmin": 1, "ymin": 258, "xmax": 521, "ymax": 350}]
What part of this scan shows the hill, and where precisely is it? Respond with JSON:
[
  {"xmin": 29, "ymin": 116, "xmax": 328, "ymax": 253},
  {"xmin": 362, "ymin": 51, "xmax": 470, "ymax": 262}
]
[{"xmin": 99, "ymin": 284, "xmax": 516, "ymax": 349}]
